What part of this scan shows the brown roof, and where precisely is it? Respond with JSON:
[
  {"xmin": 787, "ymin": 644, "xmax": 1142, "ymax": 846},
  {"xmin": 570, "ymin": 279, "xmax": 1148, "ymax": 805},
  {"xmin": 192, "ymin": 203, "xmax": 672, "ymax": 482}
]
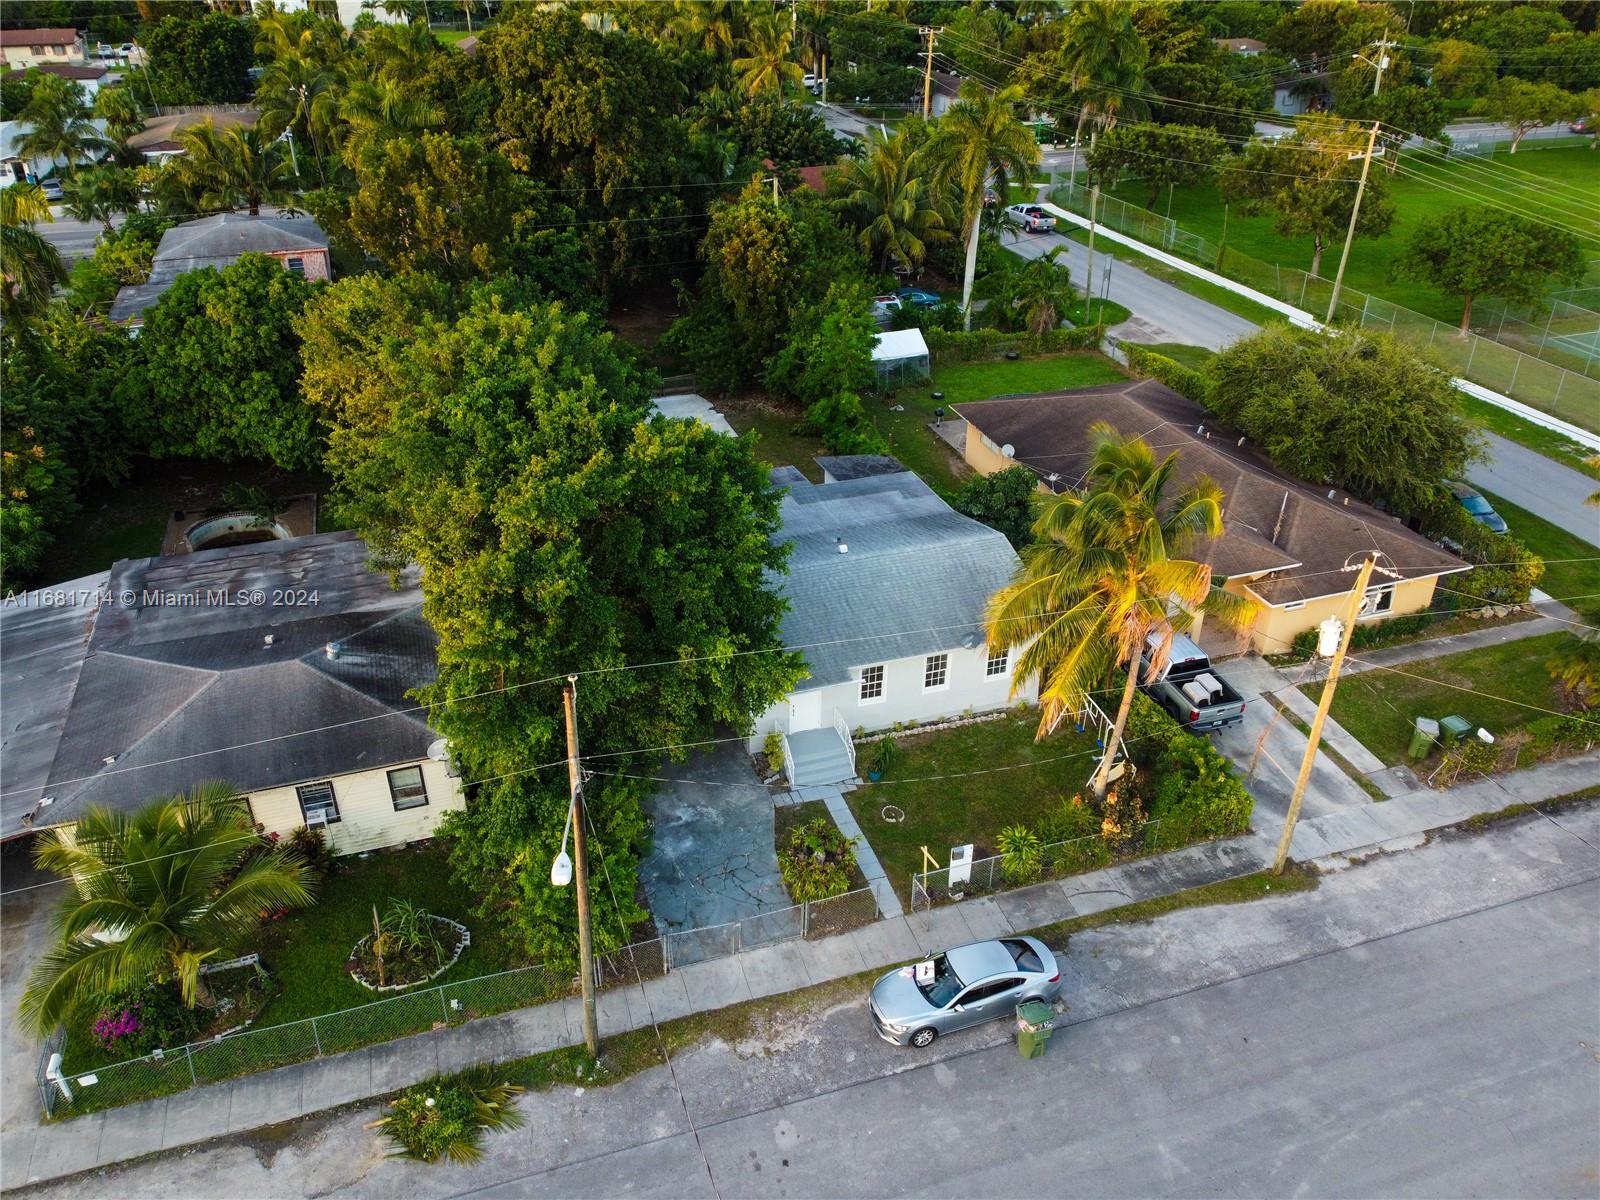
[
  {"xmin": 4, "ymin": 63, "xmax": 106, "ymax": 81},
  {"xmin": 954, "ymin": 380, "xmax": 1468, "ymax": 608},
  {"xmin": 127, "ymin": 107, "xmax": 258, "ymax": 153},
  {"xmin": 0, "ymin": 29, "xmax": 79, "ymax": 46}
]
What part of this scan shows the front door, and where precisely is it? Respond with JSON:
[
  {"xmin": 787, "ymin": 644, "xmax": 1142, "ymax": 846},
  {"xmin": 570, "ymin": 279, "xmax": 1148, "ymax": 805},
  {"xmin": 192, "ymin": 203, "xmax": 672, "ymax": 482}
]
[{"xmin": 788, "ymin": 689, "xmax": 822, "ymax": 733}]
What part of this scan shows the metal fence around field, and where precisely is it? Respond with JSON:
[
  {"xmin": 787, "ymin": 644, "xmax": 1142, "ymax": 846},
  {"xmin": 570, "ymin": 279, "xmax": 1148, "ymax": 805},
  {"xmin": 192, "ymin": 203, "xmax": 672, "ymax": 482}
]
[
  {"xmin": 38, "ymin": 888, "xmax": 879, "ymax": 1119},
  {"xmin": 1049, "ymin": 180, "xmax": 1600, "ymax": 433}
]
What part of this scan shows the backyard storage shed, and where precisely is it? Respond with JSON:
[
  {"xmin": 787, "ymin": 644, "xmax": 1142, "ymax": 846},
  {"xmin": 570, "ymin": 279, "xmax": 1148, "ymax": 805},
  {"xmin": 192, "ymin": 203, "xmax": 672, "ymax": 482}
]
[{"xmin": 871, "ymin": 328, "xmax": 930, "ymax": 390}]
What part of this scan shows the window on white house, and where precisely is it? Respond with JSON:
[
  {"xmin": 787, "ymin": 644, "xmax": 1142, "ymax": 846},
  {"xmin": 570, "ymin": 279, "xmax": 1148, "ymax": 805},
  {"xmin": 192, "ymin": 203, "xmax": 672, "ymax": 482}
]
[
  {"xmin": 285, "ymin": 256, "xmax": 306, "ymax": 275},
  {"xmin": 297, "ymin": 781, "xmax": 340, "ymax": 825},
  {"xmin": 387, "ymin": 766, "xmax": 429, "ymax": 811},
  {"xmin": 985, "ymin": 648, "xmax": 1009, "ymax": 678},
  {"xmin": 860, "ymin": 664, "xmax": 884, "ymax": 702},
  {"xmin": 924, "ymin": 653, "xmax": 949, "ymax": 690},
  {"xmin": 1359, "ymin": 585, "xmax": 1395, "ymax": 618}
]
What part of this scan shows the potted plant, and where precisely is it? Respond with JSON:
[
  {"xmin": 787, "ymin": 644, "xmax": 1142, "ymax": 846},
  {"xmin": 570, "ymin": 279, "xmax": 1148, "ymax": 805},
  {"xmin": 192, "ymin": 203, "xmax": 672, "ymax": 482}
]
[{"xmin": 867, "ymin": 735, "xmax": 898, "ymax": 782}]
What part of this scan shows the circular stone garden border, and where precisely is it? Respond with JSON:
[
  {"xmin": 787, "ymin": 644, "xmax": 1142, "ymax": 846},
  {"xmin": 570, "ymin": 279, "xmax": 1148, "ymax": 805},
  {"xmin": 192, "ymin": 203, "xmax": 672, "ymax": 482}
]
[{"xmin": 347, "ymin": 915, "xmax": 471, "ymax": 993}]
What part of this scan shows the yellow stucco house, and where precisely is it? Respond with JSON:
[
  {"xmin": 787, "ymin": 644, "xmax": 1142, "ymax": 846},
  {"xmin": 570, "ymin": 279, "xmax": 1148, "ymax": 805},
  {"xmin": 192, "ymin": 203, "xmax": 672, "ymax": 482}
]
[
  {"xmin": 955, "ymin": 380, "xmax": 1470, "ymax": 657},
  {"xmin": 0, "ymin": 532, "xmax": 464, "ymax": 856}
]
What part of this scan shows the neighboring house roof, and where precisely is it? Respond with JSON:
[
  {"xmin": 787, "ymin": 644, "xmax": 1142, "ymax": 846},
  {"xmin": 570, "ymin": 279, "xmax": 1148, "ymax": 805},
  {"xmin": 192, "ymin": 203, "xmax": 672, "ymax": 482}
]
[
  {"xmin": 0, "ymin": 532, "xmax": 440, "ymax": 840},
  {"xmin": 954, "ymin": 380, "xmax": 1467, "ymax": 607},
  {"xmin": 109, "ymin": 212, "xmax": 328, "ymax": 322},
  {"xmin": 125, "ymin": 107, "xmax": 257, "ymax": 154},
  {"xmin": 4, "ymin": 64, "xmax": 107, "ymax": 81},
  {"xmin": 1214, "ymin": 37, "xmax": 1267, "ymax": 52},
  {"xmin": 772, "ymin": 460, "xmax": 1022, "ymax": 690},
  {"xmin": 0, "ymin": 29, "xmax": 80, "ymax": 47},
  {"xmin": 793, "ymin": 164, "xmax": 829, "ymax": 192}
]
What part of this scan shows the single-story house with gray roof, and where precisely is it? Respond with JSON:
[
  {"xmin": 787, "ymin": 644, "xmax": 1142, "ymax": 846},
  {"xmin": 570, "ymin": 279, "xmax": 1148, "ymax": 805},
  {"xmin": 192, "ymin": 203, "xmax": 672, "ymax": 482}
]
[
  {"xmin": 749, "ymin": 457, "xmax": 1037, "ymax": 788},
  {"xmin": 0, "ymin": 532, "xmax": 463, "ymax": 856}
]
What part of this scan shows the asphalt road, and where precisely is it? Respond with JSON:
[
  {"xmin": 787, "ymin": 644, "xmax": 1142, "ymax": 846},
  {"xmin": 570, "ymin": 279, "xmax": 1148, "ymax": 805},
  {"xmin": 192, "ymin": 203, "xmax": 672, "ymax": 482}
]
[
  {"xmin": 27, "ymin": 802, "xmax": 1596, "ymax": 1200},
  {"xmin": 36, "ymin": 209, "xmax": 112, "ymax": 262},
  {"xmin": 1467, "ymin": 432, "xmax": 1600, "ymax": 550}
]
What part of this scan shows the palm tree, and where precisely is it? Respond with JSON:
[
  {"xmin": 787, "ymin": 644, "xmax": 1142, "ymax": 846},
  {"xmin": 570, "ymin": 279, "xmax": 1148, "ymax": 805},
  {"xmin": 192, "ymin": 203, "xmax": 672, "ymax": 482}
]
[
  {"xmin": 257, "ymin": 58, "xmax": 342, "ymax": 185},
  {"xmin": 986, "ymin": 424, "xmax": 1254, "ymax": 799},
  {"xmin": 15, "ymin": 74, "xmax": 107, "ymax": 175},
  {"xmin": 174, "ymin": 121, "xmax": 296, "ymax": 215},
  {"xmin": 0, "ymin": 183, "xmax": 66, "ymax": 332},
  {"xmin": 1013, "ymin": 245, "xmax": 1076, "ymax": 335},
  {"xmin": 1057, "ymin": 0, "xmax": 1147, "ymax": 187},
  {"xmin": 93, "ymin": 86, "xmax": 147, "ymax": 165},
  {"xmin": 1546, "ymin": 634, "xmax": 1600, "ymax": 710},
  {"xmin": 734, "ymin": 10, "xmax": 804, "ymax": 99},
  {"xmin": 339, "ymin": 77, "xmax": 444, "ymax": 161},
  {"xmin": 830, "ymin": 128, "xmax": 950, "ymax": 274},
  {"xmin": 926, "ymin": 81, "xmax": 1040, "ymax": 330},
  {"xmin": 62, "ymin": 164, "xmax": 139, "ymax": 235},
  {"xmin": 20, "ymin": 784, "xmax": 316, "ymax": 1036},
  {"xmin": 673, "ymin": 0, "xmax": 750, "ymax": 60}
]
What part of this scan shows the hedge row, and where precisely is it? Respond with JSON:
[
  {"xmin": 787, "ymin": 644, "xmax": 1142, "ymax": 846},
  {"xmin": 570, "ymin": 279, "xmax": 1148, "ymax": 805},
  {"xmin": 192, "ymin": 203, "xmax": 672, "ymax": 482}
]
[{"xmin": 1121, "ymin": 343, "xmax": 1214, "ymax": 405}]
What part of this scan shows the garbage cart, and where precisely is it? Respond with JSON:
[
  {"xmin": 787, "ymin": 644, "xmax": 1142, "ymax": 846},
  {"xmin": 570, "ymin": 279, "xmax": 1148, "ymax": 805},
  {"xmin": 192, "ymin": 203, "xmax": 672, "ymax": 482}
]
[
  {"xmin": 1408, "ymin": 716, "xmax": 1440, "ymax": 760},
  {"xmin": 1016, "ymin": 1000, "xmax": 1055, "ymax": 1059},
  {"xmin": 1438, "ymin": 715, "xmax": 1473, "ymax": 747}
]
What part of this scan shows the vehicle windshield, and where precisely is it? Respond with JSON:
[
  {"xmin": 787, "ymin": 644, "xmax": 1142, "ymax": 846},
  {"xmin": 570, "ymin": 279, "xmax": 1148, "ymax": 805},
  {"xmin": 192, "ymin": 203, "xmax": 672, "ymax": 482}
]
[
  {"xmin": 915, "ymin": 955, "xmax": 963, "ymax": 1007},
  {"xmin": 1461, "ymin": 496, "xmax": 1494, "ymax": 515}
]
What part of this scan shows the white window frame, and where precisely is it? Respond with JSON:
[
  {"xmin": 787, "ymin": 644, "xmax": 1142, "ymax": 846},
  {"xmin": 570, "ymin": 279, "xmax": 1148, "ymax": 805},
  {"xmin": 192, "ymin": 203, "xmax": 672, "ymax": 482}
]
[
  {"xmin": 387, "ymin": 765, "xmax": 429, "ymax": 811},
  {"xmin": 296, "ymin": 781, "xmax": 340, "ymax": 825},
  {"xmin": 923, "ymin": 652, "xmax": 949, "ymax": 692},
  {"xmin": 859, "ymin": 663, "xmax": 885, "ymax": 704},
  {"xmin": 985, "ymin": 648, "xmax": 1009, "ymax": 678},
  {"xmin": 1358, "ymin": 585, "xmax": 1395, "ymax": 619}
]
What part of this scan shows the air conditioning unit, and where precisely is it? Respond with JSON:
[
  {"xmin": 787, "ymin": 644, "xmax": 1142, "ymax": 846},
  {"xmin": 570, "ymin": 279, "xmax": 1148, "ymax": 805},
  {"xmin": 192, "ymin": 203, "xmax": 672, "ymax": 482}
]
[{"xmin": 304, "ymin": 810, "xmax": 328, "ymax": 829}]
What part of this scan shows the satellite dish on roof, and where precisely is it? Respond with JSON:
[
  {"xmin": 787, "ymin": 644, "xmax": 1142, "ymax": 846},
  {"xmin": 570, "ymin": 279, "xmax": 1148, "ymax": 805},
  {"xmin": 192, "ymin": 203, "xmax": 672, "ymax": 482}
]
[
  {"xmin": 427, "ymin": 739, "xmax": 450, "ymax": 763},
  {"xmin": 1001, "ymin": 443, "xmax": 1015, "ymax": 458}
]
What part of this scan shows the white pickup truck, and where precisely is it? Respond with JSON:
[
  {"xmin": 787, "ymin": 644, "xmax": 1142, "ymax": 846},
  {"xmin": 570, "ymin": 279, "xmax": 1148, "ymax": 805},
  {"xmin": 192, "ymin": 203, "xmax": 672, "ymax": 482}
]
[{"xmin": 1139, "ymin": 633, "xmax": 1247, "ymax": 733}]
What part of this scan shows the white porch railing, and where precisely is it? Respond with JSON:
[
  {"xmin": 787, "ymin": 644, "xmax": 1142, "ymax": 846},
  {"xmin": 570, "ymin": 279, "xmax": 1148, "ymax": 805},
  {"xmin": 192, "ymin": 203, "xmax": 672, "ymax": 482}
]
[
  {"xmin": 1046, "ymin": 694, "xmax": 1129, "ymax": 785},
  {"xmin": 832, "ymin": 709, "xmax": 856, "ymax": 771},
  {"xmin": 781, "ymin": 732, "xmax": 797, "ymax": 785}
]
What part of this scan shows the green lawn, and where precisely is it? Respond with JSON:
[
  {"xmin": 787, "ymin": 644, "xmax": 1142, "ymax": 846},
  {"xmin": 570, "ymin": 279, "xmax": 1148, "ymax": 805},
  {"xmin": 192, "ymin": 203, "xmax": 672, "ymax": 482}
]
[
  {"xmin": 435, "ymin": 28, "xmax": 476, "ymax": 45},
  {"xmin": 1141, "ymin": 343, "xmax": 1216, "ymax": 371},
  {"xmin": 845, "ymin": 711, "xmax": 1102, "ymax": 901},
  {"xmin": 902, "ymin": 352, "xmax": 1126, "ymax": 409},
  {"xmin": 250, "ymin": 841, "xmax": 529, "ymax": 1027},
  {"xmin": 1065, "ymin": 297, "xmax": 1132, "ymax": 327},
  {"xmin": 1100, "ymin": 147, "xmax": 1600, "ymax": 327},
  {"xmin": 1456, "ymin": 394, "xmax": 1600, "ymax": 480},
  {"xmin": 1304, "ymin": 632, "xmax": 1573, "ymax": 766},
  {"xmin": 1476, "ymin": 489, "xmax": 1600, "ymax": 625}
]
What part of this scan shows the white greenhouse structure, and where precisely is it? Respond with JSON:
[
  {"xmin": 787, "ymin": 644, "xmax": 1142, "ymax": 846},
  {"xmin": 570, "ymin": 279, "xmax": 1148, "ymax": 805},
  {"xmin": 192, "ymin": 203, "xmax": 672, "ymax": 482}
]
[{"xmin": 871, "ymin": 328, "xmax": 931, "ymax": 390}]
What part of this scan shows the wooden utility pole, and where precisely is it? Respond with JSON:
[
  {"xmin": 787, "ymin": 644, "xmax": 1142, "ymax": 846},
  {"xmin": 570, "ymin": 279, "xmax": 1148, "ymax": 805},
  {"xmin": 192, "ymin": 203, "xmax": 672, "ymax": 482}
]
[
  {"xmin": 1325, "ymin": 121, "xmax": 1381, "ymax": 324},
  {"xmin": 1084, "ymin": 183, "xmax": 1100, "ymax": 320},
  {"xmin": 1371, "ymin": 29, "xmax": 1394, "ymax": 95},
  {"xmin": 1272, "ymin": 556, "xmax": 1375, "ymax": 874},
  {"xmin": 920, "ymin": 26, "xmax": 942, "ymax": 118},
  {"xmin": 562, "ymin": 676, "xmax": 599, "ymax": 1055}
]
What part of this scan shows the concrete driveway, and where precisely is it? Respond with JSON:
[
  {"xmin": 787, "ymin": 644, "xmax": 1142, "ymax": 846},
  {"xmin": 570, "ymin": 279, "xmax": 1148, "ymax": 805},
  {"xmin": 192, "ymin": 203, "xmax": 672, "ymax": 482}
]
[
  {"xmin": 639, "ymin": 742, "xmax": 788, "ymax": 938},
  {"xmin": 1, "ymin": 838, "xmax": 56, "ymax": 1133}
]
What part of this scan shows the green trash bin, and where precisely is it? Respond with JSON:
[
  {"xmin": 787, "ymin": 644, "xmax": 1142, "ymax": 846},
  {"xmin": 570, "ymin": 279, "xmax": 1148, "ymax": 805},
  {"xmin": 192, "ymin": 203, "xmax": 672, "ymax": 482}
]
[
  {"xmin": 1016, "ymin": 1000, "xmax": 1055, "ymax": 1059},
  {"xmin": 1408, "ymin": 717, "xmax": 1440, "ymax": 760},
  {"xmin": 1439, "ymin": 715, "xmax": 1473, "ymax": 747}
]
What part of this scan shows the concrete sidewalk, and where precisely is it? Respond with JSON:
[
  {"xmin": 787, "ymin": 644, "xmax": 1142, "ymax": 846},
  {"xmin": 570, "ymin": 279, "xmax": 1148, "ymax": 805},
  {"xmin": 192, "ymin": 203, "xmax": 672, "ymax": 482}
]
[{"xmin": 6, "ymin": 752, "xmax": 1595, "ymax": 1190}]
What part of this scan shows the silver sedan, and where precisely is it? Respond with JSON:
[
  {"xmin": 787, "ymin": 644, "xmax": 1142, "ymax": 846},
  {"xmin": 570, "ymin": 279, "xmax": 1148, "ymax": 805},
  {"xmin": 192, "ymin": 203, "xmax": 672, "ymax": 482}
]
[{"xmin": 869, "ymin": 936, "xmax": 1061, "ymax": 1048}]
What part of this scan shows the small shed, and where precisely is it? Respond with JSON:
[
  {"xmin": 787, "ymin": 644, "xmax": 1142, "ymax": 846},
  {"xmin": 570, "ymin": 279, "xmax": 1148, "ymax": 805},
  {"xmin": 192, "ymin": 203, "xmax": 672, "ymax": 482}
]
[{"xmin": 871, "ymin": 327, "xmax": 930, "ymax": 390}]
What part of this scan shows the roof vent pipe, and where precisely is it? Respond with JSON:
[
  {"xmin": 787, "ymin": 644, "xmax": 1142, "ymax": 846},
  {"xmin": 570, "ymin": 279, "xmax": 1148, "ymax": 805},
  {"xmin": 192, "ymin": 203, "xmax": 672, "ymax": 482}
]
[{"xmin": 325, "ymin": 640, "xmax": 342, "ymax": 660}]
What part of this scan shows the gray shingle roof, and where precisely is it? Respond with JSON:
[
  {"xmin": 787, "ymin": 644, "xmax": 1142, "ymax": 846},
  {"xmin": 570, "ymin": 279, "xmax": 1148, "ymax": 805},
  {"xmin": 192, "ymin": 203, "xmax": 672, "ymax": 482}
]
[
  {"xmin": 773, "ymin": 464, "xmax": 1021, "ymax": 689},
  {"xmin": 0, "ymin": 533, "xmax": 439, "ymax": 838}
]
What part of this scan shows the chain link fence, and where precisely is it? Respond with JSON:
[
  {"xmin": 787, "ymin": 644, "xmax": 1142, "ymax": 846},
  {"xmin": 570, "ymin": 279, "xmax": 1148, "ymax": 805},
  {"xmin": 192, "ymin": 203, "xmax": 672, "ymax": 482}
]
[
  {"xmin": 1049, "ymin": 181, "xmax": 1600, "ymax": 432},
  {"xmin": 909, "ymin": 822, "xmax": 1166, "ymax": 910},
  {"xmin": 662, "ymin": 886, "xmax": 881, "ymax": 968}
]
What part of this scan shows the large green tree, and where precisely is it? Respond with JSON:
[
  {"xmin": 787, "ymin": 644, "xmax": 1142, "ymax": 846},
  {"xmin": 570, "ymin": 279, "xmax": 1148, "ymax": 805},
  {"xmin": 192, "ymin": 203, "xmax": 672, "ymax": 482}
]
[
  {"xmin": 1087, "ymin": 123, "xmax": 1227, "ymax": 210},
  {"xmin": 20, "ymin": 785, "xmax": 316, "ymax": 1035},
  {"xmin": 1393, "ymin": 207, "xmax": 1585, "ymax": 332},
  {"xmin": 125, "ymin": 254, "xmax": 322, "ymax": 466},
  {"xmin": 986, "ymin": 425, "xmax": 1251, "ymax": 800},
  {"xmin": 1485, "ymin": 77, "xmax": 1579, "ymax": 152},
  {"xmin": 297, "ymin": 283, "xmax": 803, "ymax": 967},
  {"xmin": 734, "ymin": 8, "xmax": 803, "ymax": 98},
  {"xmin": 926, "ymin": 81, "xmax": 1040, "ymax": 330},
  {"xmin": 829, "ymin": 127, "xmax": 950, "ymax": 274},
  {"xmin": 1205, "ymin": 325, "xmax": 1481, "ymax": 515},
  {"xmin": 172, "ymin": 121, "xmax": 296, "ymax": 216},
  {"xmin": 142, "ymin": 12, "xmax": 255, "ymax": 105},
  {"xmin": 1218, "ymin": 116, "xmax": 1396, "ymax": 277}
]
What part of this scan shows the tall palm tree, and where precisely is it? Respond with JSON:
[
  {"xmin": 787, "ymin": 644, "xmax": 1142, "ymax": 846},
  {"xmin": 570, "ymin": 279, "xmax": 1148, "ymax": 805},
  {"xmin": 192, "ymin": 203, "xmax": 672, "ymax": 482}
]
[
  {"xmin": 1014, "ymin": 244, "xmax": 1076, "ymax": 335},
  {"xmin": 257, "ymin": 57, "xmax": 342, "ymax": 185},
  {"xmin": 15, "ymin": 74, "xmax": 107, "ymax": 175},
  {"xmin": 673, "ymin": 0, "xmax": 750, "ymax": 60},
  {"xmin": 986, "ymin": 424, "xmax": 1254, "ymax": 798},
  {"xmin": 1057, "ymin": 0, "xmax": 1147, "ymax": 187},
  {"xmin": 339, "ymin": 76, "xmax": 444, "ymax": 162},
  {"xmin": 1546, "ymin": 634, "xmax": 1600, "ymax": 710},
  {"xmin": 61, "ymin": 164, "xmax": 139, "ymax": 235},
  {"xmin": 830, "ymin": 128, "xmax": 950, "ymax": 274},
  {"xmin": 925, "ymin": 80, "xmax": 1040, "ymax": 330},
  {"xmin": 20, "ymin": 784, "xmax": 317, "ymax": 1036},
  {"xmin": 734, "ymin": 10, "xmax": 804, "ymax": 98},
  {"xmin": 0, "ymin": 183, "xmax": 66, "ymax": 332},
  {"xmin": 93, "ymin": 85, "xmax": 147, "ymax": 165},
  {"xmin": 174, "ymin": 121, "xmax": 296, "ymax": 215}
]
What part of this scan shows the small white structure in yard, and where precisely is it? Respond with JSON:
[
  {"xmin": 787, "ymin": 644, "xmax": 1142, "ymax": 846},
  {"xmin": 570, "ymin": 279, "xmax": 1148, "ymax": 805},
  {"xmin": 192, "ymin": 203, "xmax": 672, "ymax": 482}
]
[
  {"xmin": 649, "ymin": 392, "xmax": 735, "ymax": 436},
  {"xmin": 871, "ymin": 327, "xmax": 930, "ymax": 391},
  {"xmin": 749, "ymin": 457, "xmax": 1037, "ymax": 788}
]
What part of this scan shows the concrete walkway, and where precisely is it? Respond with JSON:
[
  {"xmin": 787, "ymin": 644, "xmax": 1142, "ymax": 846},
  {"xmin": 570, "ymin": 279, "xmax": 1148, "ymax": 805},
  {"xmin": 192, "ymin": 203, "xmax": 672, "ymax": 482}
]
[{"xmin": 7, "ymin": 750, "xmax": 1594, "ymax": 1191}]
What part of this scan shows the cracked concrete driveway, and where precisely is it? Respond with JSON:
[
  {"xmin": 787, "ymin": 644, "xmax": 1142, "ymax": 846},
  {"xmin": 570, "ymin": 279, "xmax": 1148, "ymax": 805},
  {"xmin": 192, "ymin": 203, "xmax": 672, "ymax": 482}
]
[{"xmin": 639, "ymin": 742, "xmax": 787, "ymax": 936}]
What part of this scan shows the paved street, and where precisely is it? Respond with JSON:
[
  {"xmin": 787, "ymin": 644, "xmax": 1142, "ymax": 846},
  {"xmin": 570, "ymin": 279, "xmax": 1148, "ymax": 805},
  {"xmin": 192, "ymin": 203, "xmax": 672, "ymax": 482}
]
[
  {"xmin": 1468, "ymin": 432, "xmax": 1600, "ymax": 549},
  {"xmin": 36, "ymin": 210, "xmax": 112, "ymax": 262},
  {"xmin": 18, "ymin": 801, "xmax": 1595, "ymax": 1199}
]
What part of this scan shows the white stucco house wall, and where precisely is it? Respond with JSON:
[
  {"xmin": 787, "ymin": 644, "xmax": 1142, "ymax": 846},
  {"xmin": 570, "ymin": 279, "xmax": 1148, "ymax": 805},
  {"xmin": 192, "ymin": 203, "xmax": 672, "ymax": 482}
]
[
  {"xmin": 0, "ymin": 532, "xmax": 464, "ymax": 858},
  {"xmin": 748, "ymin": 457, "xmax": 1037, "ymax": 787}
]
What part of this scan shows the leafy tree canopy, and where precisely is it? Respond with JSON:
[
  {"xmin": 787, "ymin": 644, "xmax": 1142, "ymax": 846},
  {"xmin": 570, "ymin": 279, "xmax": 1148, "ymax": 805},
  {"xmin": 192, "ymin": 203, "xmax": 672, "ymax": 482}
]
[
  {"xmin": 1144, "ymin": 62, "xmax": 1259, "ymax": 140},
  {"xmin": 954, "ymin": 465, "xmax": 1040, "ymax": 551},
  {"xmin": 1205, "ymin": 324, "xmax": 1482, "ymax": 515},
  {"xmin": 1088, "ymin": 123, "xmax": 1228, "ymax": 209},
  {"xmin": 143, "ymin": 12, "xmax": 255, "ymax": 105}
]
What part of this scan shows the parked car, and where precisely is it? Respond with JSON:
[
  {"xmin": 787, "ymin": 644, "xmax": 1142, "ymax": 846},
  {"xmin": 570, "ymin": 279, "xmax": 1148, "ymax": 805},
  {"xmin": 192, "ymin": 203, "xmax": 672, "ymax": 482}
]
[
  {"xmin": 1446, "ymin": 480, "xmax": 1508, "ymax": 534},
  {"xmin": 1139, "ymin": 631, "xmax": 1247, "ymax": 733},
  {"xmin": 802, "ymin": 72, "xmax": 821, "ymax": 94},
  {"xmin": 39, "ymin": 178, "xmax": 63, "ymax": 202},
  {"xmin": 1007, "ymin": 202, "xmax": 1055, "ymax": 232},
  {"xmin": 870, "ymin": 294, "xmax": 903, "ymax": 323},
  {"xmin": 869, "ymin": 937, "xmax": 1061, "ymax": 1048},
  {"xmin": 892, "ymin": 286, "xmax": 941, "ymax": 308},
  {"xmin": 1571, "ymin": 118, "xmax": 1591, "ymax": 134}
]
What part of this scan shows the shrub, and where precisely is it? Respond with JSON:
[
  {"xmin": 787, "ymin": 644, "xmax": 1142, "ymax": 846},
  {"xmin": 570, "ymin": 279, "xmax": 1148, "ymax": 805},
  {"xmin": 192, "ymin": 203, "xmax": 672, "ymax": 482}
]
[
  {"xmin": 90, "ymin": 981, "xmax": 190, "ymax": 1059},
  {"xmin": 1123, "ymin": 344, "xmax": 1213, "ymax": 404},
  {"xmin": 779, "ymin": 817, "xmax": 857, "ymax": 902},
  {"xmin": 870, "ymin": 734, "xmax": 899, "ymax": 776},
  {"xmin": 762, "ymin": 730, "xmax": 786, "ymax": 777},
  {"xmin": 1416, "ymin": 494, "xmax": 1543, "ymax": 607},
  {"xmin": 953, "ymin": 465, "xmax": 1038, "ymax": 550},
  {"xmin": 1123, "ymin": 687, "xmax": 1185, "ymax": 762},
  {"xmin": 286, "ymin": 826, "xmax": 334, "ymax": 878},
  {"xmin": 997, "ymin": 824, "xmax": 1044, "ymax": 883},
  {"xmin": 922, "ymin": 325, "xmax": 1102, "ymax": 364},
  {"xmin": 369, "ymin": 1068, "xmax": 526, "ymax": 1164},
  {"xmin": 1433, "ymin": 739, "xmax": 1499, "ymax": 787},
  {"xmin": 1146, "ymin": 731, "xmax": 1253, "ymax": 850}
]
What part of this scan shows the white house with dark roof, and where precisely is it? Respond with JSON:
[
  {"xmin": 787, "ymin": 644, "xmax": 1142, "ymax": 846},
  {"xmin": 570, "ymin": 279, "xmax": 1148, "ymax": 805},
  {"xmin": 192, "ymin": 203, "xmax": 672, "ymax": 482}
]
[
  {"xmin": 0, "ymin": 532, "xmax": 463, "ymax": 856},
  {"xmin": 0, "ymin": 28, "xmax": 84, "ymax": 71},
  {"xmin": 749, "ymin": 457, "xmax": 1037, "ymax": 788}
]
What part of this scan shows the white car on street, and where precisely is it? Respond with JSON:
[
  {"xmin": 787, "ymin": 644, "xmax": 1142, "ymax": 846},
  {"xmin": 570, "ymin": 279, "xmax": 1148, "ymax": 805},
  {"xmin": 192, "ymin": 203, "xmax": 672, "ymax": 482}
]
[{"xmin": 1007, "ymin": 203, "xmax": 1056, "ymax": 232}]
